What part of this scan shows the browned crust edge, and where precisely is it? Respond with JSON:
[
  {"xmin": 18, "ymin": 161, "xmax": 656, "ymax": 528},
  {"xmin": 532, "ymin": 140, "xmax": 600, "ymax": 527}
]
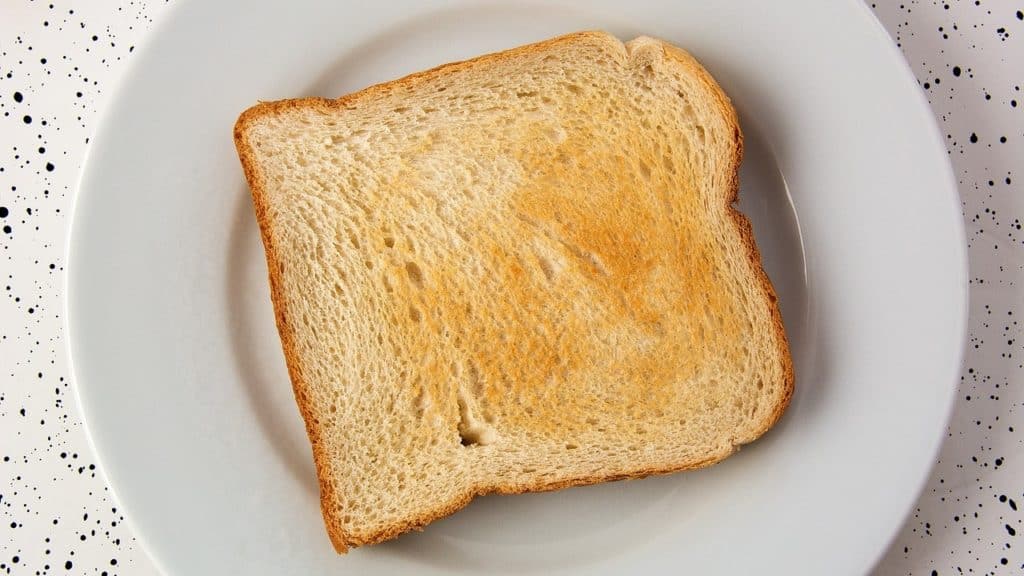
[
  {"xmin": 234, "ymin": 99, "xmax": 343, "ymax": 551},
  {"xmin": 233, "ymin": 31, "xmax": 794, "ymax": 554},
  {"xmin": 656, "ymin": 41, "xmax": 795, "ymax": 443}
]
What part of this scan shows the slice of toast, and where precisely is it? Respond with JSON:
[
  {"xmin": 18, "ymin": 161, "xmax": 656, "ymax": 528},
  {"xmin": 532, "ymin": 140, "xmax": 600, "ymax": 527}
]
[{"xmin": 234, "ymin": 31, "xmax": 793, "ymax": 553}]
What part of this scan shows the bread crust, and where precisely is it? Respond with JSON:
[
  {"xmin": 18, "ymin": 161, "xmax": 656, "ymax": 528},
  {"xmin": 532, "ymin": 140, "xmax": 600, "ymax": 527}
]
[
  {"xmin": 655, "ymin": 41, "xmax": 795, "ymax": 442},
  {"xmin": 234, "ymin": 31, "xmax": 793, "ymax": 554}
]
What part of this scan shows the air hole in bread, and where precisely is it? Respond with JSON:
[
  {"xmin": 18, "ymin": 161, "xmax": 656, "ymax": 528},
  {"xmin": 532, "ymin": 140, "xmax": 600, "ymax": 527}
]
[
  {"xmin": 662, "ymin": 153, "xmax": 675, "ymax": 174},
  {"xmin": 408, "ymin": 306, "xmax": 422, "ymax": 323},
  {"xmin": 412, "ymin": 383, "xmax": 427, "ymax": 419},
  {"xmin": 536, "ymin": 254, "xmax": 556, "ymax": 282},
  {"xmin": 405, "ymin": 261, "xmax": 424, "ymax": 288},
  {"xmin": 383, "ymin": 236, "xmax": 395, "ymax": 248},
  {"xmin": 565, "ymin": 443, "xmax": 578, "ymax": 450},
  {"xmin": 458, "ymin": 428, "xmax": 483, "ymax": 447},
  {"xmin": 638, "ymin": 161, "xmax": 652, "ymax": 181},
  {"xmin": 456, "ymin": 393, "xmax": 495, "ymax": 447}
]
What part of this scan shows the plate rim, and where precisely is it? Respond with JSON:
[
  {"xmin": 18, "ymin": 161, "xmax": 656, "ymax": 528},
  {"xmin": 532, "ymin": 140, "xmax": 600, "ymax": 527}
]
[{"xmin": 845, "ymin": 1, "xmax": 968, "ymax": 572}]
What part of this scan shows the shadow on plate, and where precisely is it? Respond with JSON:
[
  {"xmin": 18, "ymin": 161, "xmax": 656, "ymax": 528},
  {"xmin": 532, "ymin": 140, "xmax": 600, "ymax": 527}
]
[{"xmin": 733, "ymin": 110, "xmax": 825, "ymax": 438}]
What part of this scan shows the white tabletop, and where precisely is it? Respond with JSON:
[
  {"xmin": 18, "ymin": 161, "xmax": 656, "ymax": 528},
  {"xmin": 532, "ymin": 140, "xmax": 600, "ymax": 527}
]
[{"xmin": 1, "ymin": 1, "xmax": 1020, "ymax": 574}]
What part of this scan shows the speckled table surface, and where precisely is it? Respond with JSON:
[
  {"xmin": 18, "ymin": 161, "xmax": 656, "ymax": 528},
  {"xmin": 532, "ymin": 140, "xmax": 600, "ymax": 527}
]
[{"xmin": 0, "ymin": 1, "xmax": 1020, "ymax": 574}]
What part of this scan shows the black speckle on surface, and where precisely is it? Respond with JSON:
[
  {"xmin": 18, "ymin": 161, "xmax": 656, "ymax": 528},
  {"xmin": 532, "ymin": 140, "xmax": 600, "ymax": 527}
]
[
  {"xmin": 2, "ymin": 3, "xmax": 172, "ymax": 573},
  {"xmin": 870, "ymin": 2, "xmax": 1023, "ymax": 575}
]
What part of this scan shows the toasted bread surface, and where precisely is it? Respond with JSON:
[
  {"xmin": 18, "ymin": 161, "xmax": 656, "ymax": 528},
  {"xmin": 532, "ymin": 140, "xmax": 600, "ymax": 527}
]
[{"xmin": 234, "ymin": 31, "xmax": 793, "ymax": 553}]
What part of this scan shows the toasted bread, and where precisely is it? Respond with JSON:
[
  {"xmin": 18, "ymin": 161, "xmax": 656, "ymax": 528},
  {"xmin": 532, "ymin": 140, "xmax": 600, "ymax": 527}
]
[{"xmin": 234, "ymin": 31, "xmax": 793, "ymax": 553}]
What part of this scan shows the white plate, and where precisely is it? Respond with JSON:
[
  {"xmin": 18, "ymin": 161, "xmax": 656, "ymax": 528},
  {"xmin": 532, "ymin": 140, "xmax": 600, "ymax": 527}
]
[{"xmin": 66, "ymin": 1, "xmax": 966, "ymax": 574}]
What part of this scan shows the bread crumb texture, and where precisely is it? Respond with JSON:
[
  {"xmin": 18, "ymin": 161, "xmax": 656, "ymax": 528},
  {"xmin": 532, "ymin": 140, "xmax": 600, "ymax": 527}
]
[{"xmin": 234, "ymin": 31, "xmax": 793, "ymax": 552}]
